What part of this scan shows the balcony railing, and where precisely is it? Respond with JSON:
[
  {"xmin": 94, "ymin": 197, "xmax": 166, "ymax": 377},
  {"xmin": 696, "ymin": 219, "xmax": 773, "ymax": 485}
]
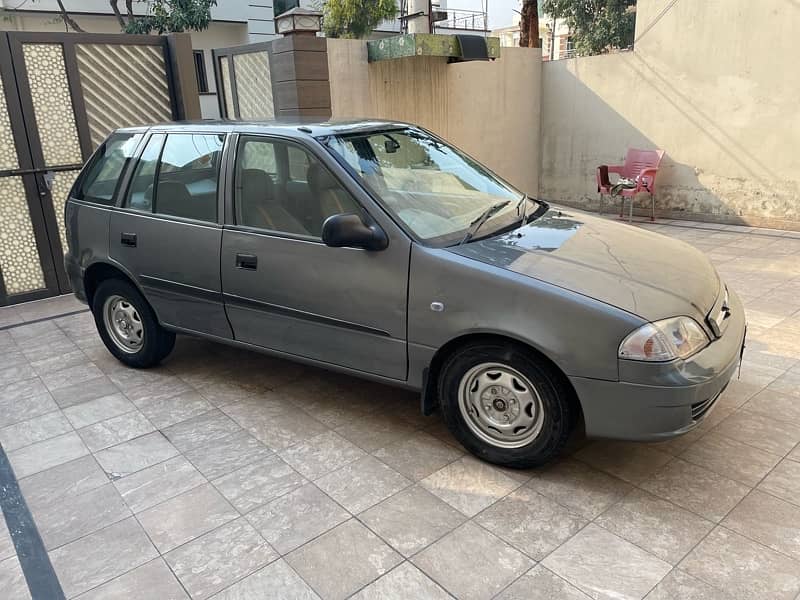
[{"xmin": 433, "ymin": 8, "xmax": 488, "ymax": 33}]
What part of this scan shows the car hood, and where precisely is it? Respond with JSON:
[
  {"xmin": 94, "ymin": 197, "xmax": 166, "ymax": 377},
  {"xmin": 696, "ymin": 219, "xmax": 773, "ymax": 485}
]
[{"xmin": 448, "ymin": 207, "xmax": 719, "ymax": 322}]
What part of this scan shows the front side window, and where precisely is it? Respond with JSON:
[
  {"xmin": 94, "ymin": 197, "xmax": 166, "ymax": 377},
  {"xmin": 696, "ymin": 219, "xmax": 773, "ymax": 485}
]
[
  {"xmin": 234, "ymin": 136, "xmax": 359, "ymax": 238},
  {"xmin": 325, "ymin": 128, "xmax": 527, "ymax": 246},
  {"xmin": 125, "ymin": 133, "xmax": 224, "ymax": 223},
  {"xmin": 76, "ymin": 132, "xmax": 142, "ymax": 205}
]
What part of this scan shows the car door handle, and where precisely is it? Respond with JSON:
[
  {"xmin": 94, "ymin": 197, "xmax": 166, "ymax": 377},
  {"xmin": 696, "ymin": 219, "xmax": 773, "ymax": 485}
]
[
  {"xmin": 121, "ymin": 233, "xmax": 137, "ymax": 247},
  {"xmin": 235, "ymin": 253, "xmax": 258, "ymax": 270}
]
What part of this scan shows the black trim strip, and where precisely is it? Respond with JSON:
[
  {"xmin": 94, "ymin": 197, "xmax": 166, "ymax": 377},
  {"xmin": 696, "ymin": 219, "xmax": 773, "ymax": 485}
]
[
  {"xmin": 0, "ymin": 308, "xmax": 89, "ymax": 332},
  {"xmin": 0, "ymin": 445, "xmax": 66, "ymax": 600},
  {"xmin": 139, "ymin": 275, "xmax": 222, "ymax": 304},
  {"xmin": 223, "ymin": 293, "xmax": 391, "ymax": 337}
]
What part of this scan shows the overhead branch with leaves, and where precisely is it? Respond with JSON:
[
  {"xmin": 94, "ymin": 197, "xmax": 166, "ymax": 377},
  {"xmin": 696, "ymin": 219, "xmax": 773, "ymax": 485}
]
[
  {"xmin": 322, "ymin": 0, "xmax": 397, "ymax": 39},
  {"xmin": 542, "ymin": 0, "xmax": 636, "ymax": 56},
  {"xmin": 30, "ymin": 0, "xmax": 217, "ymax": 34}
]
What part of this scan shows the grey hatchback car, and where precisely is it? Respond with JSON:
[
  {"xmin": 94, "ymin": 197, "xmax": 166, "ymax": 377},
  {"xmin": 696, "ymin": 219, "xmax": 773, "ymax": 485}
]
[{"xmin": 65, "ymin": 120, "xmax": 746, "ymax": 468}]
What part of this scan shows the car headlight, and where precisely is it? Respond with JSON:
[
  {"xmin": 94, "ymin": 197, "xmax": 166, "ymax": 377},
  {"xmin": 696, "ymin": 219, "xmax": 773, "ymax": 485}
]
[{"xmin": 618, "ymin": 316, "xmax": 710, "ymax": 361}]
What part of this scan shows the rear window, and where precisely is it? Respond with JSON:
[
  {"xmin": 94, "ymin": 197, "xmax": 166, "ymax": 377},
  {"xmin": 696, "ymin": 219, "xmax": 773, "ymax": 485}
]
[{"xmin": 75, "ymin": 133, "xmax": 142, "ymax": 205}]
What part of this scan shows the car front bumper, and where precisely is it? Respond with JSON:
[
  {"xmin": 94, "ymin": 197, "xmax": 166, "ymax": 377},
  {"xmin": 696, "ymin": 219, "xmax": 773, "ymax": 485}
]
[{"xmin": 569, "ymin": 289, "xmax": 747, "ymax": 441}]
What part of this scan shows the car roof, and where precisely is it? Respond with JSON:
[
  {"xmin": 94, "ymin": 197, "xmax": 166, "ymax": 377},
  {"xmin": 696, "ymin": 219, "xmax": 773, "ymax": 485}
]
[{"xmin": 115, "ymin": 118, "xmax": 413, "ymax": 138}]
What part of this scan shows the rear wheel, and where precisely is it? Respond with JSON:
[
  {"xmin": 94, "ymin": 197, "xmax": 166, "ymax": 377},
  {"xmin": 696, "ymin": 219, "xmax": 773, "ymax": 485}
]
[
  {"xmin": 438, "ymin": 341, "xmax": 575, "ymax": 469},
  {"xmin": 92, "ymin": 278, "xmax": 175, "ymax": 368}
]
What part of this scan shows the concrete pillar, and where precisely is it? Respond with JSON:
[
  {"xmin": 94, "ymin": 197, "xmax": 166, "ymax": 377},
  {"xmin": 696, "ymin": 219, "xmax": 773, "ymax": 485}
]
[
  {"xmin": 408, "ymin": 0, "xmax": 430, "ymax": 34},
  {"xmin": 166, "ymin": 33, "xmax": 201, "ymax": 120}
]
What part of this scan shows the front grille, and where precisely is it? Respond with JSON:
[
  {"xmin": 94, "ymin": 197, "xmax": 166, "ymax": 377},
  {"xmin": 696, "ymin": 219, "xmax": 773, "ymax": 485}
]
[{"xmin": 691, "ymin": 384, "xmax": 727, "ymax": 421}]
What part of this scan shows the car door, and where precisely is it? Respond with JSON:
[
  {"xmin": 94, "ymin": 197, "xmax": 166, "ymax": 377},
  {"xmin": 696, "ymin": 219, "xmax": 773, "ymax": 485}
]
[
  {"xmin": 109, "ymin": 131, "xmax": 233, "ymax": 339},
  {"xmin": 221, "ymin": 134, "xmax": 409, "ymax": 380}
]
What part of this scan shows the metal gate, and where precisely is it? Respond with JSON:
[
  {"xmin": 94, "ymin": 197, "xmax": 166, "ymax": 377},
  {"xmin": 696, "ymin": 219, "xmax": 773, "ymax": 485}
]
[{"xmin": 0, "ymin": 32, "xmax": 181, "ymax": 306}]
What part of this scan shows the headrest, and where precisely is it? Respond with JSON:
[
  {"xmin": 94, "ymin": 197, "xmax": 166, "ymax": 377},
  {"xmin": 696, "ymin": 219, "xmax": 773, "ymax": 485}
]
[
  {"xmin": 307, "ymin": 162, "xmax": 339, "ymax": 192},
  {"xmin": 157, "ymin": 180, "xmax": 190, "ymax": 202},
  {"xmin": 241, "ymin": 169, "xmax": 275, "ymax": 199}
]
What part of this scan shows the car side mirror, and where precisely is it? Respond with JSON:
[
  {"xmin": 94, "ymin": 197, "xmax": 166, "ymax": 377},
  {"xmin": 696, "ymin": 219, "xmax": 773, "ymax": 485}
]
[{"xmin": 322, "ymin": 213, "xmax": 389, "ymax": 251}]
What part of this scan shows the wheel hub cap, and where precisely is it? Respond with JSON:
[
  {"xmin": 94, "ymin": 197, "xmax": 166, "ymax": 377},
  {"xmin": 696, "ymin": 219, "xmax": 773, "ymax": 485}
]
[
  {"xmin": 103, "ymin": 295, "xmax": 144, "ymax": 354},
  {"xmin": 458, "ymin": 363, "xmax": 545, "ymax": 449}
]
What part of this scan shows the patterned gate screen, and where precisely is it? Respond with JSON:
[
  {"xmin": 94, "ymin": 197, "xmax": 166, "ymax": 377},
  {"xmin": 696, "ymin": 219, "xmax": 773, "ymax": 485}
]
[
  {"xmin": 213, "ymin": 43, "xmax": 275, "ymax": 120},
  {"xmin": 0, "ymin": 32, "xmax": 179, "ymax": 306}
]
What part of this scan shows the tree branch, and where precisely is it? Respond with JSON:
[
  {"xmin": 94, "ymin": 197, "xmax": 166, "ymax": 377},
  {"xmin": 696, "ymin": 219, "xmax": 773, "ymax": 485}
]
[
  {"xmin": 125, "ymin": 0, "xmax": 135, "ymax": 20},
  {"xmin": 55, "ymin": 0, "xmax": 85, "ymax": 32},
  {"xmin": 109, "ymin": 0, "xmax": 127, "ymax": 28}
]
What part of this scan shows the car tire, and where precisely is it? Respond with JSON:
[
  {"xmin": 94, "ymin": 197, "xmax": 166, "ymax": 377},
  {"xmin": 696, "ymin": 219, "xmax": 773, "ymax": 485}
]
[
  {"xmin": 438, "ymin": 341, "xmax": 576, "ymax": 469},
  {"xmin": 92, "ymin": 278, "xmax": 175, "ymax": 368}
]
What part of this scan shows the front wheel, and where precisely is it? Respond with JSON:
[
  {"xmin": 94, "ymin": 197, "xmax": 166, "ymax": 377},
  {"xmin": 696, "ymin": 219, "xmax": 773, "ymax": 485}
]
[
  {"xmin": 438, "ymin": 342, "xmax": 576, "ymax": 469},
  {"xmin": 92, "ymin": 278, "xmax": 175, "ymax": 368}
]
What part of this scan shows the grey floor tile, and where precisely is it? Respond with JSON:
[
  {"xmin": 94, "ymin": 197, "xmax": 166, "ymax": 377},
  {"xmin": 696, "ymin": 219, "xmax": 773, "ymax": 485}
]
[
  {"xmin": 40, "ymin": 363, "xmax": 104, "ymax": 392},
  {"xmin": 476, "ymin": 486, "xmax": 588, "ymax": 561},
  {"xmin": 595, "ymin": 489, "xmax": 715, "ymax": 564},
  {"xmin": 420, "ymin": 456, "xmax": 520, "ymax": 517},
  {"xmin": 19, "ymin": 455, "xmax": 108, "ymax": 513},
  {"xmin": 350, "ymin": 562, "xmax": 451, "ymax": 600},
  {"xmin": 744, "ymin": 388, "xmax": 800, "ymax": 425},
  {"xmin": 30, "ymin": 350, "xmax": 89, "ymax": 377},
  {"xmin": 639, "ymin": 459, "xmax": 750, "ymax": 522},
  {"xmin": 0, "ymin": 363, "xmax": 37, "ymax": 388},
  {"xmin": 76, "ymin": 558, "xmax": 188, "ymax": 600},
  {"xmin": 286, "ymin": 519, "xmax": 402, "ymax": 600},
  {"xmin": 372, "ymin": 431, "xmax": 463, "ymax": 481},
  {"xmin": 413, "ymin": 521, "xmax": 533, "ymax": 600},
  {"xmin": 77, "ymin": 410, "xmax": 155, "ymax": 452},
  {"xmin": 162, "ymin": 409, "xmax": 242, "ymax": 453},
  {"xmin": 107, "ymin": 367, "xmax": 176, "ymax": 391},
  {"xmin": 758, "ymin": 458, "xmax": 800, "ymax": 505},
  {"xmin": 183, "ymin": 430, "xmax": 273, "ymax": 480},
  {"xmin": 34, "ymin": 482, "xmax": 130, "ymax": 550},
  {"xmin": 316, "ymin": 455, "xmax": 411, "ymax": 514},
  {"xmin": 722, "ymin": 490, "xmax": 800, "ymax": 561},
  {"xmin": 165, "ymin": 518, "xmax": 277, "ymax": 599},
  {"xmin": 360, "ymin": 485, "xmax": 466, "ymax": 558},
  {"xmin": 680, "ymin": 527, "xmax": 800, "ymax": 600},
  {"xmin": 246, "ymin": 483, "xmax": 349, "ymax": 555},
  {"xmin": 124, "ymin": 376, "xmax": 193, "ymax": 406},
  {"xmin": 196, "ymin": 380, "xmax": 262, "ymax": 407},
  {"xmin": 0, "ymin": 391, "xmax": 57, "ymax": 429},
  {"xmin": 136, "ymin": 389, "xmax": 214, "ymax": 430},
  {"xmin": 0, "ymin": 512, "xmax": 13, "ymax": 562},
  {"xmin": 62, "ymin": 393, "xmax": 135, "ymax": 429},
  {"xmin": 575, "ymin": 441, "xmax": 673, "ymax": 484},
  {"xmin": 643, "ymin": 569, "xmax": 733, "ymax": 600},
  {"xmin": 680, "ymin": 432, "xmax": 781, "ymax": 486},
  {"xmin": 0, "ymin": 556, "xmax": 32, "ymax": 600},
  {"xmin": 334, "ymin": 412, "xmax": 418, "ymax": 453},
  {"xmin": 94, "ymin": 431, "xmax": 179, "ymax": 478},
  {"xmin": 542, "ymin": 524, "xmax": 671, "ymax": 600},
  {"xmin": 50, "ymin": 375, "xmax": 120, "ymax": 409},
  {"xmin": 0, "ymin": 410, "xmax": 72, "ymax": 452},
  {"xmin": 496, "ymin": 565, "xmax": 591, "ymax": 600},
  {"xmin": 213, "ymin": 455, "xmax": 306, "ymax": 513},
  {"xmin": 713, "ymin": 411, "xmax": 800, "ymax": 456},
  {"xmin": 50, "ymin": 517, "xmax": 159, "ymax": 598},
  {"xmin": 114, "ymin": 455, "xmax": 206, "ymax": 513},
  {"xmin": 526, "ymin": 458, "xmax": 632, "ymax": 519},
  {"xmin": 8, "ymin": 431, "xmax": 89, "ymax": 479},
  {"xmin": 138, "ymin": 483, "xmax": 239, "ymax": 553},
  {"xmin": 211, "ymin": 559, "xmax": 320, "ymax": 600},
  {"xmin": 223, "ymin": 398, "xmax": 329, "ymax": 451},
  {"xmin": 278, "ymin": 431, "xmax": 366, "ymax": 481}
]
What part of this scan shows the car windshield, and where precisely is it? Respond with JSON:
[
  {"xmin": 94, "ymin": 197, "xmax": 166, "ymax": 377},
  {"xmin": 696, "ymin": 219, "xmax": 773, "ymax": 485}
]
[{"xmin": 324, "ymin": 127, "xmax": 530, "ymax": 246}]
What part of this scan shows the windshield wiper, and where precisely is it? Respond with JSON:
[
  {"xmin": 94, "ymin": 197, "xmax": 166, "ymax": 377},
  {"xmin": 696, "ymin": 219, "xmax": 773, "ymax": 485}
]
[
  {"xmin": 459, "ymin": 201, "xmax": 510, "ymax": 245},
  {"xmin": 515, "ymin": 195, "xmax": 528, "ymax": 226}
]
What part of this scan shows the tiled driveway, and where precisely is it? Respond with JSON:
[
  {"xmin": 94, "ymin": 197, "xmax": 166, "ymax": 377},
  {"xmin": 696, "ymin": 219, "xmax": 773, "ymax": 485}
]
[{"xmin": 2, "ymin": 218, "xmax": 800, "ymax": 600}]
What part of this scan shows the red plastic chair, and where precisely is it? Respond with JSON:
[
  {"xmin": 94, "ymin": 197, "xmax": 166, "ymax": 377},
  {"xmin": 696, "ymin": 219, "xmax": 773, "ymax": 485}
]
[{"xmin": 597, "ymin": 149, "xmax": 665, "ymax": 222}]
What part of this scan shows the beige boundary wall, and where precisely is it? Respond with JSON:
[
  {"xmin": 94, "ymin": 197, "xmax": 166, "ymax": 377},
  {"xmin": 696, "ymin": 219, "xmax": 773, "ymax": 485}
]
[
  {"xmin": 327, "ymin": 39, "xmax": 542, "ymax": 198},
  {"xmin": 539, "ymin": 0, "xmax": 800, "ymax": 229}
]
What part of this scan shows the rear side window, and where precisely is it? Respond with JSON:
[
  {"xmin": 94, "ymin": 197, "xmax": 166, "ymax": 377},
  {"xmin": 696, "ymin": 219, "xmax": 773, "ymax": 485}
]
[
  {"xmin": 75, "ymin": 133, "xmax": 141, "ymax": 205},
  {"xmin": 124, "ymin": 133, "xmax": 224, "ymax": 223}
]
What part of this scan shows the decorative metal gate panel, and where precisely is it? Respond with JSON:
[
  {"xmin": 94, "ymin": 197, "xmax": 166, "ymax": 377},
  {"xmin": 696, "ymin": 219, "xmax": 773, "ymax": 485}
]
[
  {"xmin": 213, "ymin": 42, "xmax": 276, "ymax": 120},
  {"xmin": 0, "ymin": 32, "xmax": 180, "ymax": 306}
]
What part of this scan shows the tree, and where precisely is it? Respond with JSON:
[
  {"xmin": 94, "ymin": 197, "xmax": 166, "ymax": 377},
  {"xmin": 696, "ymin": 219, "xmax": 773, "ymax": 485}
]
[
  {"xmin": 322, "ymin": 0, "xmax": 397, "ymax": 39},
  {"xmin": 542, "ymin": 0, "xmax": 636, "ymax": 56},
  {"xmin": 519, "ymin": 0, "xmax": 540, "ymax": 48},
  {"xmin": 31, "ymin": 0, "xmax": 217, "ymax": 34}
]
